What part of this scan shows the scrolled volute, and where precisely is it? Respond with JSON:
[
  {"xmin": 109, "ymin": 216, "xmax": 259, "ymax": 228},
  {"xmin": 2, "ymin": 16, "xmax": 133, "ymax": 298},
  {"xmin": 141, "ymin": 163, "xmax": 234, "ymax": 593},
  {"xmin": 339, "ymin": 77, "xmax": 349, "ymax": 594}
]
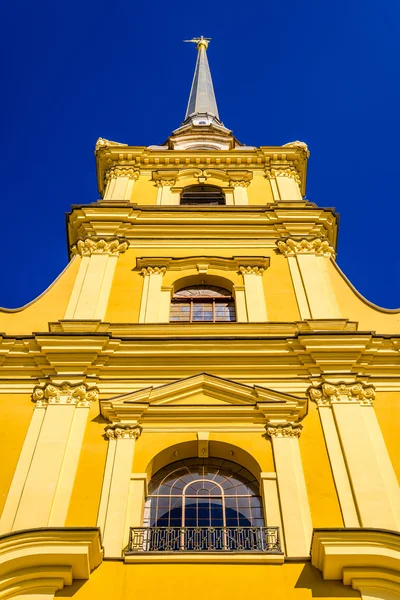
[
  {"xmin": 32, "ymin": 382, "xmax": 99, "ymax": 407},
  {"xmin": 71, "ymin": 238, "xmax": 129, "ymax": 257},
  {"xmin": 105, "ymin": 167, "xmax": 140, "ymax": 181},
  {"xmin": 239, "ymin": 265, "xmax": 265, "ymax": 276},
  {"xmin": 308, "ymin": 382, "xmax": 375, "ymax": 407},
  {"xmin": 105, "ymin": 425, "xmax": 142, "ymax": 440}
]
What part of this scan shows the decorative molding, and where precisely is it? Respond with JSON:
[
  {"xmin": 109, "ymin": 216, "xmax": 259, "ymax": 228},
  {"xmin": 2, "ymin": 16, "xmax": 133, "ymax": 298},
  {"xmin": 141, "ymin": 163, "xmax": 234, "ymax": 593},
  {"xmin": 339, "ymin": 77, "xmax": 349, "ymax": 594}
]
[
  {"xmin": 239, "ymin": 265, "xmax": 266, "ymax": 276},
  {"xmin": 71, "ymin": 238, "xmax": 129, "ymax": 257},
  {"xmin": 95, "ymin": 137, "xmax": 127, "ymax": 152},
  {"xmin": 276, "ymin": 238, "xmax": 336, "ymax": 258},
  {"xmin": 265, "ymin": 167, "xmax": 302, "ymax": 186},
  {"xmin": 230, "ymin": 180, "xmax": 250, "ymax": 188},
  {"xmin": 282, "ymin": 140, "xmax": 310, "ymax": 158},
  {"xmin": 105, "ymin": 425, "xmax": 143, "ymax": 440},
  {"xmin": 141, "ymin": 266, "xmax": 167, "ymax": 276},
  {"xmin": 266, "ymin": 423, "xmax": 303, "ymax": 438},
  {"xmin": 152, "ymin": 170, "xmax": 179, "ymax": 187},
  {"xmin": 32, "ymin": 382, "xmax": 99, "ymax": 407},
  {"xmin": 105, "ymin": 167, "xmax": 140, "ymax": 180},
  {"xmin": 137, "ymin": 256, "xmax": 270, "ymax": 274},
  {"xmin": 308, "ymin": 382, "xmax": 375, "ymax": 407}
]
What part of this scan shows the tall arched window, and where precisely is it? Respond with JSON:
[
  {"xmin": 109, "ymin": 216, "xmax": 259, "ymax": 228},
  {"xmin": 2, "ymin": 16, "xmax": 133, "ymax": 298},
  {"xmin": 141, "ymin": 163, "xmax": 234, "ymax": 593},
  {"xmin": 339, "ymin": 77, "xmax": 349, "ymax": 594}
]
[
  {"xmin": 180, "ymin": 185, "xmax": 225, "ymax": 205},
  {"xmin": 170, "ymin": 285, "xmax": 236, "ymax": 323},
  {"xmin": 136, "ymin": 458, "xmax": 274, "ymax": 552}
]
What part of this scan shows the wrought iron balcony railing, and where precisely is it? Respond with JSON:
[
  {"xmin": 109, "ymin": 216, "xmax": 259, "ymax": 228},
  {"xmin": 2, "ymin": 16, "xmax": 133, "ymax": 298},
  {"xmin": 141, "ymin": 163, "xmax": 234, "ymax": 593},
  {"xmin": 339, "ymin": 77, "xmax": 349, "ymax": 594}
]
[{"xmin": 127, "ymin": 526, "xmax": 281, "ymax": 553}]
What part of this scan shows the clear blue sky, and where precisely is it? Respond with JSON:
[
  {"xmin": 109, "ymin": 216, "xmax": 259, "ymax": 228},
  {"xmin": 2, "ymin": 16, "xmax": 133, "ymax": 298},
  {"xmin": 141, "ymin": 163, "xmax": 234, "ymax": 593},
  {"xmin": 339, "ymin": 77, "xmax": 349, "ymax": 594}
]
[{"xmin": 1, "ymin": 0, "xmax": 400, "ymax": 309}]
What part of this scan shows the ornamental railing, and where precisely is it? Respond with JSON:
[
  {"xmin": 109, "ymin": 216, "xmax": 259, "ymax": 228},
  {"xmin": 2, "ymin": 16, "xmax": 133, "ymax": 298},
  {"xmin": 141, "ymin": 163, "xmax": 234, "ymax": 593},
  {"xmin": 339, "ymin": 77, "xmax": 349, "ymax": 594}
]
[{"xmin": 127, "ymin": 526, "xmax": 281, "ymax": 553}]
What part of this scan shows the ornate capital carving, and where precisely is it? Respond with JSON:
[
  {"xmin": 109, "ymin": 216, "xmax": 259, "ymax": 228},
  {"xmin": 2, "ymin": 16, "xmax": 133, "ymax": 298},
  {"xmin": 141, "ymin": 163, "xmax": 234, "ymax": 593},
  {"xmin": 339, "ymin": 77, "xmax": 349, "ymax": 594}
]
[
  {"xmin": 276, "ymin": 238, "xmax": 336, "ymax": 259},
  {"xmin": 71, "ymin": 238, "xmax": 129, "ymax": 257},
  {"xmin": 308, "ymin": 382, "xmax": 375, "ymax": 407},
  {"xmin": 265, "ymin": 167, "xmax": 301, "ymax": 186},
  {"xmin": 230, "ymin": 180, "xmax": 250, "ymax": 188},
  {"xmin": 105, "ymin": 167, "xmax": 140, "ymax": 181},
  {"xmin": 141, "ymin": 266, "xmax": 167, "ymax": 276},
  {"xmin": 32, "ymin": 382, "xmax": 99, "ymax": 408},
  {"xmin": 266, "ymin": 423, "xmax": 303, "ymax": 438},
  {"xmin": 105, "ymin": 425, "xmax": 142, "ymax": 440},
  {"xmin": 152, "ymin": 170, "xmax": 178, "ymax": 187},
  {"xmin": 239, "ymin": 265, "xmax": 265, "ymax": 276},
  {"xmin": 95, "ymin": 137, "xmax": 127, "ymax": 152}
]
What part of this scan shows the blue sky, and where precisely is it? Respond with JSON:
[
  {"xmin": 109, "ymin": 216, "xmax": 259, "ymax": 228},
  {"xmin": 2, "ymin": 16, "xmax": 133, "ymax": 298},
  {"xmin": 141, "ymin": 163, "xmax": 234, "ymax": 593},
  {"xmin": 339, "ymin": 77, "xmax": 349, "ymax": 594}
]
[{"xmin": 1, "ymin": 0, "xmax": 400, "ymax": 309}]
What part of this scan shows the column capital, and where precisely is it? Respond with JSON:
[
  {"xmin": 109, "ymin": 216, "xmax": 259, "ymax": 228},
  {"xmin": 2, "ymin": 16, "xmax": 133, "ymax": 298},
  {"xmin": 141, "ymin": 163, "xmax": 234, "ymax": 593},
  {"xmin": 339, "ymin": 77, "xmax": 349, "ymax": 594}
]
[
  {"xmin": 105, "ymin": 425, "xmax": 142, "ymax": 440},
  {"xmin": 239, "ymin": 265, "xmax": 266, "ymax": 275},
  {"xmin": 71, "ymin": 238, "xmax": 129, "ymax": 257},
  {"xmin": 141, "ymin": 266, "xmax": 167, "ymax": 276},
  {"xmin": 229, "ymin": 179, "xmax": 250, "ymax": 188},
  {"xmin": 276, "ymin": 237, "xmax": 336, "ymax": 259},
  {"xmin": 105, "ymin": 167, "xmax": 140, "ymax": 181},
  {"xmin": 265, "ymin": 167, "xmax": 302, "ymax": 186},
  {"xmin": 308, "ymin": 382, "xmax": 375, "ymax": 407},
  {"xmin": 32, "ymin": 382, "xmax": 99, "ymax": 408},
  {"xmin": 266, "ymin": 423, "xmax": 303, "ymax": 438},
  {"xmin": 152, "ymin": 170, "xmax": 178, "ymax": 187}
]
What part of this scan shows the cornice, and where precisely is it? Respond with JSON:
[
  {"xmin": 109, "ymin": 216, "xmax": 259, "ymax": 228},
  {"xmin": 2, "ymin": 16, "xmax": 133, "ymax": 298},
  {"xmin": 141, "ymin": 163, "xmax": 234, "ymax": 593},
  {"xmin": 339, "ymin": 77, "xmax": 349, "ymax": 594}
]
[
  {"xmin": 32, "ymin": 381, "xmax": 99, "ymax": 407},
  {"xmin": 71, "ymin": 238, "xmax": 129, "ymax": 257},
  {"xmin": 308, "ymin": 382, "xmax": 376, "ymax": 407},
  {"xmin": 0, "ymin": 528, "xmax": 102, "ymax": 597},
  {"xmin": 95, "ymin": 145, "xmax": 309, "ymax": 196},
  {"xmin": 66, "ymin": 205, "xmax": 338, "ymax": 250},
  {"xmin": 276, "ymin": 237, "xmax": 336, "ymax": 258},
  {"xmin": 104, "ymin": 424, "xmax": 142, "ymax": 440},
  {"xmin": 266, "ymin": 423, "xmax": 303, "ymax": 438}
]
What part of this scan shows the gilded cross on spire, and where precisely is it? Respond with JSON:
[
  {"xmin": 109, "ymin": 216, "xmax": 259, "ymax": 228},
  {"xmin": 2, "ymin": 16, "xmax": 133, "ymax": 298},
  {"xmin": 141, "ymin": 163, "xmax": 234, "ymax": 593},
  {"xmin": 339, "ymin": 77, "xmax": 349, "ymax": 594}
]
[{"xmin": 183, "ymin": 36, "xmax": 211, "ymax": 50}]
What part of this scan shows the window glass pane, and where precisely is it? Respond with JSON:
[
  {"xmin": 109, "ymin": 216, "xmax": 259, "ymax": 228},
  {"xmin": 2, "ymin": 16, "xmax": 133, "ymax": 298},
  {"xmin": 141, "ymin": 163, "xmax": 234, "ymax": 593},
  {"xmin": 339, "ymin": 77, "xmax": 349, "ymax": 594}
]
[
  {"xmin": 192, "ymin": 302, "xmax": 213, "ymax": 321},
  {"xmin": 215, "ymin": 302, "xmax": 236, "ymax": 322},
  {"xmin": 170, "ymin": 302, "xmax": 190, "ymax": 321}
]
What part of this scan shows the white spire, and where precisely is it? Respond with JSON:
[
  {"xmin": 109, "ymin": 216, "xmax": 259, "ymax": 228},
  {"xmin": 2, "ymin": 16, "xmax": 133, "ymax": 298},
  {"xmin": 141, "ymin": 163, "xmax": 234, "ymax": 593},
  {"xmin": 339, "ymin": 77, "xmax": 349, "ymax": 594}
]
[{"xmin": 184, "ymin": 37, "xmax": 220, "ymax": 121}]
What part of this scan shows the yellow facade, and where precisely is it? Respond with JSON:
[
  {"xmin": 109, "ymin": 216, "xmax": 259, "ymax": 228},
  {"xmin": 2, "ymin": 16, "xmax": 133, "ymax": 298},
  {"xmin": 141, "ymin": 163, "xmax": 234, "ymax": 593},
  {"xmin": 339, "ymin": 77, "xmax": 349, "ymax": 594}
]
[{"xmin": 1, "ymin": 37, "xmax": 400, "ymax": 600}]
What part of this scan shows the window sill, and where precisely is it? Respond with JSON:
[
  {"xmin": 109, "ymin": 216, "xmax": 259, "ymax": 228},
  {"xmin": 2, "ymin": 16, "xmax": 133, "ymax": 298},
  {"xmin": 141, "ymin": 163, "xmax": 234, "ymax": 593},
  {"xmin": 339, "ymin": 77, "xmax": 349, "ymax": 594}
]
[{"xmin": 124, "ymin": 552, "xmax": 284, "ymax": 564}]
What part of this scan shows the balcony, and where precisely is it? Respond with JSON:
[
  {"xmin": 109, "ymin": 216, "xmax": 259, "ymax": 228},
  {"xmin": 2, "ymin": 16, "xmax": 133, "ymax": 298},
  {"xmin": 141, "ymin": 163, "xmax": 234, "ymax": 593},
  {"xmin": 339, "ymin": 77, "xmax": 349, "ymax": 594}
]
[{"xmin": 126, "ymin": 526, "xmax": 281, "ymax": 554}]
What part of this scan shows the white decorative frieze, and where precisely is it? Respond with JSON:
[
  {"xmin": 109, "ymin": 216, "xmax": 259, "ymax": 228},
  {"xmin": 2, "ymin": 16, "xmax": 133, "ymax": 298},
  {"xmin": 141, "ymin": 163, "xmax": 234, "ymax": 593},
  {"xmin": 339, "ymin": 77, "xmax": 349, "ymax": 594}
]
[
  {"xmin": 104, "ymin": 425, "xmax": 142, "ymax": 440},
  {"xmin": 276, "ymin": 238, "xmax": 336, "ymax": 259},
  {"xmin": 308, "ymin": 382, "xmax": 375, "ymax": 407},
  {"xmin": 266, "ymin": 423, "xmax": 303, "ymax": 438}
]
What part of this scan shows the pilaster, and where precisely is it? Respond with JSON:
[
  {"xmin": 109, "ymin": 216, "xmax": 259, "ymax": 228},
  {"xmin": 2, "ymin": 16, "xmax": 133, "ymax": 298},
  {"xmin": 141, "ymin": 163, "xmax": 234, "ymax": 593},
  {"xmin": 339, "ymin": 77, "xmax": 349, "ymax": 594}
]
[
  {"xmin": 266, "ymin": 423, "xmax": 312, "ymax": 557},
  {"xmin": 139, "ymin": 266, "xmax": 168, "ymax": 323},
  {"xmin": 104, "ymin": 167, "xmax": 139, "ymax": 201},
  {"xmin": 309, "ymin": 382, "xmax": 400, "ymax": 530},
  {"xmin": 65, "ymin": 237, "xmax": 128, "ymax": 320},
  {"xmin": 239, "ymin": 262, "xmax": 268, "ymax": 322},
  {"xmin": 99, "ymin": 425, "xmax": 142, "ymax": 557},
  {"xmin": 265, "ymin": 167, "xmax": 303, "ymax": 201},
  {"xmin": 1, "ymin": 382, "xmax": 98, "ymax": 532},
  {"xmin": 153, "ymin": 171, "xmax": 178, "ymax": 205},
  {"xmin": 277, "ymin": 237, "xmax": 340, "ymax": 319},
  {"xmin": 229, "ymin": 174, "xmax": 251, "ymax": 205}
]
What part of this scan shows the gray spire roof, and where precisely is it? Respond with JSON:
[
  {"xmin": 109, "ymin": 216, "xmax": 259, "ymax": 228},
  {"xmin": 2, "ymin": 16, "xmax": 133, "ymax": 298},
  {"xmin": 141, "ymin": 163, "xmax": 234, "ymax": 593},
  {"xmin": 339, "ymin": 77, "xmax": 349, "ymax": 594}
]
[{"xmin": 185, "ymin": 37, "xmax": 220, "ymax": 120}]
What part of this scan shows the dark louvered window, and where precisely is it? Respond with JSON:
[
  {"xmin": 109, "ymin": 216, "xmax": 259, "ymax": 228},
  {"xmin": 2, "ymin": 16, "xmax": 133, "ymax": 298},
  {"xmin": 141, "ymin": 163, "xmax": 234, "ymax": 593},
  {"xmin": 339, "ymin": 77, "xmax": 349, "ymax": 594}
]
[{"xmin": 180, "ymin": 185, "xmax": 225, "ymax": 206}]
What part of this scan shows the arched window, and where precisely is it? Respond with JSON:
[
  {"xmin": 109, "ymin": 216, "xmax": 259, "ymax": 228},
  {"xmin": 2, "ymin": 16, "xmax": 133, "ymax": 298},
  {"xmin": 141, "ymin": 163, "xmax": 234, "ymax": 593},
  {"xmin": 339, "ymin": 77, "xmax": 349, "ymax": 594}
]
[
  {"xmin": 180, "ymin": 185, "xmax": 225, "ymax": 206},
  {"xmin": 138, "ymin": 458, "xmax": 271, "ymax": 551},
  {"xmin": 170, "ymin": 285, "xmax": 236, "ymax": 323}
]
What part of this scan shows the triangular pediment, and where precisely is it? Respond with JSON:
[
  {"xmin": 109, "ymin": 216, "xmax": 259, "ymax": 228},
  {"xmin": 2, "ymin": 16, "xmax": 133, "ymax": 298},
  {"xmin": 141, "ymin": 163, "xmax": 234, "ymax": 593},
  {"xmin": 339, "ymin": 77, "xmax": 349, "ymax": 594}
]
[{"xmin": 100, "ymin": 373, "xmax": 307, "ymax": 425}]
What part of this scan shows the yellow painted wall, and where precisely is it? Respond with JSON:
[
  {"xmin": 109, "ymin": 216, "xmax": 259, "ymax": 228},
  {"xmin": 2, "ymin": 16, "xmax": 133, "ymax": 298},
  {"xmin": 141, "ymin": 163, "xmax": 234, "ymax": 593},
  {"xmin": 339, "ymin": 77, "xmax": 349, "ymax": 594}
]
[
  {"xmin": 0, "ymin": 259, "xmax": 79, "ymax": 335},
  {"xmin": 0, "ymin": 395, "xmax": 33, "ymax": 516},
  {"xmin": 65, "ymin": 403, "xmax": 108, "ymax": 527},
  {"xmin": 131, "ymin": 172, "xmax": 158, "ymax": 205},
  {"xmin": 300, "ymin": 402, "xmax": 343, "ymax": 527},
  {"xmin": 374, "ymin": 392, "xmax": 400, "ymax": 484},
  {"xmin": 264, "ymin": 252, "xmax": 301, "ymax": 322},
  {"xmin": 247, "ymin": 170, "xmax": 274, "ymax": 205},
  {"xmin": 329, "ymin": 260, "xmax": 400, "ymax": 333},
  {"xmin": 59, "ymin": 560, "xmax": 358, "ymax": 600}
]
